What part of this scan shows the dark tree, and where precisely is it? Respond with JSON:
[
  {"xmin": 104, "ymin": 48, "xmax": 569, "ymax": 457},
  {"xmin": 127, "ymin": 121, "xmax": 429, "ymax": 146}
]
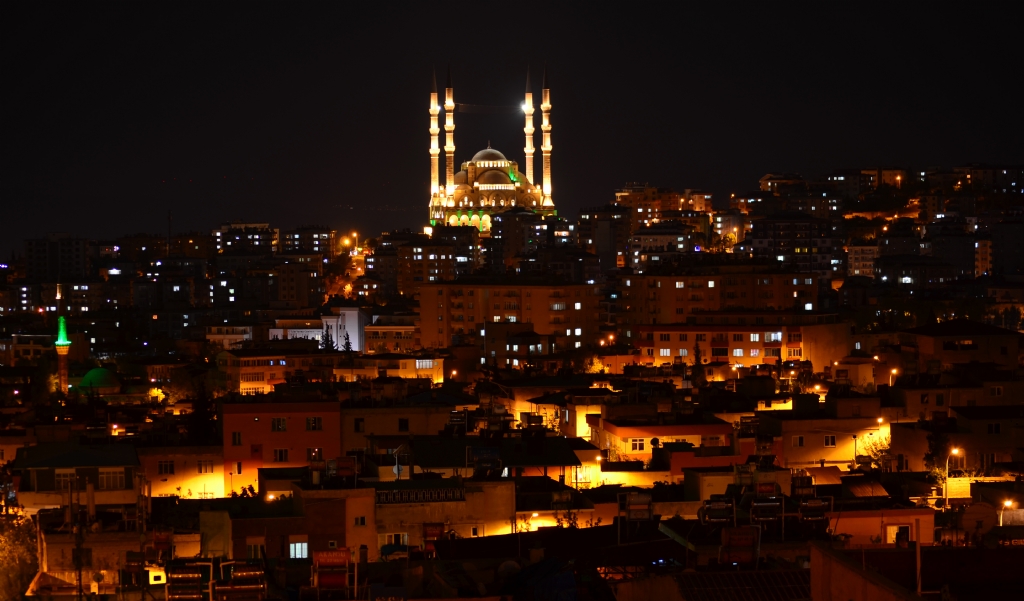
[
  {"xmin": 924, "ymin": 427, "xmax": 951, "ymax": 471},
  {"xmin": 320, "ymin": 326, "xmax": 336, "ymax": 351},
  {"xmin": 342, "ymin": 332, "xmax": 353, "ymax": 353},
  {"xmin": 691, "ymin": 342, "xmax": 706, "ymax": 388}
]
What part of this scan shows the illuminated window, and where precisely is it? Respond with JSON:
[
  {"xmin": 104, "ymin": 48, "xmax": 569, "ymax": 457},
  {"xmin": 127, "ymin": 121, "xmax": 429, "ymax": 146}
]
[{"xmin": 289, "ymin": 537, "xmax": 308, "ymax": 559}]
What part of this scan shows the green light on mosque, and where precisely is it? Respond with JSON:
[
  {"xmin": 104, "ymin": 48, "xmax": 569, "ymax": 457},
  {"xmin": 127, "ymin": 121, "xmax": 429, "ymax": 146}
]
[{"xmin": 56, "ymin": 316, "xmax": 71, "ymax": 347}]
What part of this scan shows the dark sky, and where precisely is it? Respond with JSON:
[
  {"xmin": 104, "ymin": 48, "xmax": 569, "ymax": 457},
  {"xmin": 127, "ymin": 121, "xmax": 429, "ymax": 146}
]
[{"xmin": 5, "ymin": 3, "xmax": 1022, "ymax": 257}]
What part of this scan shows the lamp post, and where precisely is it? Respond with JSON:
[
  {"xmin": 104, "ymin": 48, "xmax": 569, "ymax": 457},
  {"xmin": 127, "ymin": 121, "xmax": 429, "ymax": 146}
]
[
  {"xmin": 890, "ymin": 368, "xmax": 898, "ymax": 387},
  {"xmin": 944, "ymin": 447, "xmax": 960, "ymax": 507},
  {"xmin": 1000, "ymin": 500, "xmax": 1013, "ymax": 527}
]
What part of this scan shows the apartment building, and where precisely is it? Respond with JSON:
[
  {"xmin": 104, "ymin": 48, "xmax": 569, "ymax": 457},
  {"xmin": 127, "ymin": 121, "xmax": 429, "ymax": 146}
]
[
  {"xmin": 620, "ymin": 263, "xmax": 821, "ymax": 337},
  {"xmin": 633, "ymin": 314, "xmax": 849, "ymax": 371},
  {"xmin": 396, "ymin": 239, "xmax": 457, "ymax": 297},
  {"xmin": 222, "ymin": 400, "xmax": 343, "ymax": 492},
  {"xmin": 137, "ymin": 445, "xmax": 225, "ymax": 499},
  {"xmin": 419, "ymin": 277, "xmax": 602, "ymax": 349}
]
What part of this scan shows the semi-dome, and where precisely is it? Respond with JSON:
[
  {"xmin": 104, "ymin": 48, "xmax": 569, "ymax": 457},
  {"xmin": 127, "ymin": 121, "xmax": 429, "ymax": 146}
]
[
  {"xmin": 78, "ymin": 367, "xmax": 121, "ymax": 394},
  {"xmin": 471, "ymin": 147, "xmax": 507, "ymax": 162}
]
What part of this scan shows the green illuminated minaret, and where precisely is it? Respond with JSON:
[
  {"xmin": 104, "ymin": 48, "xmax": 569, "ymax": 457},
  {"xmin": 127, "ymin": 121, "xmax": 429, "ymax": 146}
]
[
  {"xmin": 55, "ymin": 293, "xmax": 71, "ymax": 393},
  {"xmin": 56, "ymin": 316, "xmax": 71, "ymax": 347}
]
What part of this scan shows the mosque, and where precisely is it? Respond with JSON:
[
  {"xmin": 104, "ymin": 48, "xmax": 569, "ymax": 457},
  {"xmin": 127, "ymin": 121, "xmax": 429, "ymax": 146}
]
[{"xmin": 427, "ymin": 68, "xmax": 556, "ymax": 232}]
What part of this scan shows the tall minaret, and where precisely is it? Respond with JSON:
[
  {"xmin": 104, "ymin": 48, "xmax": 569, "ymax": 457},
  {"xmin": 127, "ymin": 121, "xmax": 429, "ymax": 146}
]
[
  {"xmin": 429, "ymin": 69, "xmax": 440, "ymax": 200},
  {"xmin": 54, "ymin": 284, "xmax": 71, "ymax": 394},
  {"xmin": 540, "ymin": 68, "xmax": 553, "ymax": 207},
  {"xmin": 443, "ymin": 66, "xmax": 456, "ymax": 198},
  {"xmin": 523, "ymin": 67, "xmax": 535, "ymax": 185}
]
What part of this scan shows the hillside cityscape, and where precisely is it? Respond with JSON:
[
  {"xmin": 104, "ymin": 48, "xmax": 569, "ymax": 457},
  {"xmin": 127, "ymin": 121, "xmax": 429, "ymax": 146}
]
[{"xmin": 2, "ymin": 6, "xmax": 1024, "ymax": 601}]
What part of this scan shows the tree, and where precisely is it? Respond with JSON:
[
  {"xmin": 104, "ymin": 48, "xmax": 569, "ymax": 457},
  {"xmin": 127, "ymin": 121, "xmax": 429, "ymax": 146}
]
[
  {"xmin": 923, "ymin": 427, "xmax": 950, "ymax": 471},
  {"xmin": 860, "ymin": 434, "xmax": 891, "ymax": 470},
  {"xmin": 342, "ymin": 332, "xmax": 353, "ymax": 353},
  {"xmin": 320, "ymin": 326, "xmax": 336, "ymax": 351},
  {"xmin": 691, "ymin": 342, "xmax": 706, "ymax": 388},
  {"xmin": 0, "ymin": 515, "xmax": 38, "ymax": 599}
]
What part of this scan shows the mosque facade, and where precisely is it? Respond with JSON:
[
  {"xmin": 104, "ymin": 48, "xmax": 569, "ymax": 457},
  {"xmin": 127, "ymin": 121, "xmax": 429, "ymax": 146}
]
[{"xmin": 427, "ymin": 68, "xmax": 556, "ymax": 232}]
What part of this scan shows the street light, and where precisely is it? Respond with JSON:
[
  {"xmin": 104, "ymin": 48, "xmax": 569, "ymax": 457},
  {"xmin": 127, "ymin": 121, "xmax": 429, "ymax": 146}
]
[
  {"xmin": 1000, "ymin": 500, "xmax": 1014, "ymax": 526},
  {"xmin": 944, "ymin": 447, "xmax": 960, "ymax": 507},
  {"xmin": 890, "ymin": 368, "xmax": 898, "ymax": 386}
]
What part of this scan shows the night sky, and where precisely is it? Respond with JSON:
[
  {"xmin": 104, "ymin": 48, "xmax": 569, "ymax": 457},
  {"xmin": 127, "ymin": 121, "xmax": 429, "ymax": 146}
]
[{"xmin": 5, "ymin": 3, "xmax": 1022, "ymax": 257}]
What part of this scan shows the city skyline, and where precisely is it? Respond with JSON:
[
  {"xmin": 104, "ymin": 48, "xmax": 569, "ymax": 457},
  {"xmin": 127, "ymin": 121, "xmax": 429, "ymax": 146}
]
[{"xmin": 5, "ymin": 3, "xmax": 1023, "ymax": 256}]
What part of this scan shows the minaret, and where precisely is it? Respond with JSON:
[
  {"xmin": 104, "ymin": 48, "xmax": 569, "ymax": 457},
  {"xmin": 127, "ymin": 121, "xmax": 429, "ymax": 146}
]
[
  {"xmin": 55, "ymin": 284, "xmax": 71, "ymax": 394},
  {"xmin": 540, "ymin": 67, "xmax": 553, "ymax": 207},
  {"xmin": 429, "ymin": 69, "xmax": 441, "ymax": 220},
  {"xmin": 443, "ymin": 66, "xmax": 456, "ymax": 198},
  {"xmin": 523, "ymin": 68, "xmax": 535, "ymax": 185}
]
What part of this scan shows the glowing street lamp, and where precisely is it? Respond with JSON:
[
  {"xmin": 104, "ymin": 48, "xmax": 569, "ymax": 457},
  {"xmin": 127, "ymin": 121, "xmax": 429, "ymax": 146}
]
[
  {"xmin": 944, "ymin": 447, "xmax": 960, "ymax": 507},
  {"xmin": 1000, "ymin": 500, "xmax": 1014, "ymax": 526},
  {"xmin": 890, "ymin": 368, "xmax": 898, "ymax": 386}
]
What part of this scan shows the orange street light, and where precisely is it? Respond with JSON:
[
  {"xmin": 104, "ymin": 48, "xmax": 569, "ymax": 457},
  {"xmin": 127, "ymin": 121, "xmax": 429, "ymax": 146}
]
[
  {"xmin": 890, "ymin": 368, "xmax": 898, "ymax": 386},
  {"xmin": 1001, "ymin": 499, "xmax": 1014, "ymax": 526},
  {"xmin": 945, "ymin": 447, "xmax": 961, "ymax": 507}
]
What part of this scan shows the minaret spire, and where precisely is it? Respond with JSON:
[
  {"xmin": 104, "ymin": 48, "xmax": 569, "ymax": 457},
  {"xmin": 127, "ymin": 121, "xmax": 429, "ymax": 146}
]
[
  {"xmin": 540, "ymin": 65, "xmax": 553, "ymax": 207},
  {"xmin": 444, "ymin": 65, "xmax": 456, "ymax": 197},
  {"xmin": 523, "ymin": 66, "xmax": 536, "ymax": 186},
  {"xmin": 429, "ymin": 67, "xmax": 441, "ymax": 215}
]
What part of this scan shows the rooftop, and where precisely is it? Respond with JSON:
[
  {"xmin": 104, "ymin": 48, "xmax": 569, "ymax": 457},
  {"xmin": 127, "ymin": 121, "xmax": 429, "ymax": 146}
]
[{"xmin": 901, "ymin": 318, "xmax": 1021, "ymax": 338}]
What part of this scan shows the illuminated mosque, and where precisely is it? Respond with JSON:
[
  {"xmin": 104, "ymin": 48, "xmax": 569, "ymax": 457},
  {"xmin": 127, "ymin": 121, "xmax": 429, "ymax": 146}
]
[{"xmin": 427, "ymin": 68, "xmax": 556, "ymax": 232}]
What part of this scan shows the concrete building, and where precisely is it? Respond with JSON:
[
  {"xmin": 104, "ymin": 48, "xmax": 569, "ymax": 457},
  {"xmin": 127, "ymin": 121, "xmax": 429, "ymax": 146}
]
[
  {"xmin": 418, "ymin": 277, "xmax": 602, "ymax": 350},
  {"xmin": 11, "ymin": 443, "xmax": 141, "ymax": 515},
  {"xmin": 222, "ymin": 400, "xmax": 343, "ymax": 493},
  {"xmin": 137, "ymin": 445, "xmax": 225, "ymax": 499},
  {"xmin": 25, "ymin": 234, "xmax": 91, "ymax": 283},
  {"xmin": 634, "ymin": 318, "xmax": 849, "ymax": 370},
  {"xmin": 898, "ymin": 319, "xmax": 1021, "ymax": 372},
  {"xmin": 741, "ymin": 212, "xmax": 837, "ymax": 276}
]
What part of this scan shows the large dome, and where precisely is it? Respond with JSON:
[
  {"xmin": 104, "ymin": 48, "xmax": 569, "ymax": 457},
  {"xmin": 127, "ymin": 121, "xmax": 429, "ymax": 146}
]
[{"xmin": 471, "ymin": 148, "xmax": 507, "ymax": 162}]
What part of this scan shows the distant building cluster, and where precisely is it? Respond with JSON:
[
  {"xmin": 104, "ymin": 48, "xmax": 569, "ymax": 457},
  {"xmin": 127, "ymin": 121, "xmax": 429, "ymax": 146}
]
[{"xmin": 1, "ymin": 72, "xmax": 1023, "ymax": 599}]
